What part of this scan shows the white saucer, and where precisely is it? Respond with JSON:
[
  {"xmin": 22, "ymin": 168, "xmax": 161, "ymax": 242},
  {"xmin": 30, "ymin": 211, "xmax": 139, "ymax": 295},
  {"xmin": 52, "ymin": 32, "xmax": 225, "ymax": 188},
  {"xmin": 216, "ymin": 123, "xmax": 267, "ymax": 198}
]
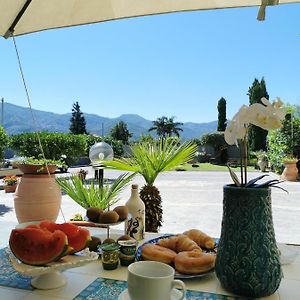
[{"xmin": 118, "ymin": 288, "xmax": 186, "ymax": 300}]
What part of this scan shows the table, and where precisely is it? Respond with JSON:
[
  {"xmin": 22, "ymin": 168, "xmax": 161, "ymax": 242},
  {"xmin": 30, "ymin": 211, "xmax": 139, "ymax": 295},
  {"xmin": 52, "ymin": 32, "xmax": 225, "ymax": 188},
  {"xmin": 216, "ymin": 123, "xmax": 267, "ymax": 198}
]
[{"xmin": 1, "ymin": 228, "xmax": 300, "ymax": 300}]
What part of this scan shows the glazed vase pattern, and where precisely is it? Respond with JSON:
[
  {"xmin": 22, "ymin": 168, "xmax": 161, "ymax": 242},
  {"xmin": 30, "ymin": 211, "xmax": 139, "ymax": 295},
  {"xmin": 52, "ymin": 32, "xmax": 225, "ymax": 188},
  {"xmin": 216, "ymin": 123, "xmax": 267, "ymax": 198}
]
[
  {"xmin": 14, "ymin": 174, "xmax": 61, "ymax": 223},
  {"xmin": 215, "ymin": 185, "xmax": 282, "ymax": 298}
]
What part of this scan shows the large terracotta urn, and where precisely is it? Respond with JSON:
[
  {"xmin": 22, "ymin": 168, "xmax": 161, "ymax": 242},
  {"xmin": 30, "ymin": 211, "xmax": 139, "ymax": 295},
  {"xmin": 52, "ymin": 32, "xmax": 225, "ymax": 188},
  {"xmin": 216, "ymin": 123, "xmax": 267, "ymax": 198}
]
[
  {"xmin": 14, "ymin": 174, "xmax": 61, "ymax": 223},
  {"xmin": 281, "ymin": 160, "xmax": 299, "ymax": 181}
]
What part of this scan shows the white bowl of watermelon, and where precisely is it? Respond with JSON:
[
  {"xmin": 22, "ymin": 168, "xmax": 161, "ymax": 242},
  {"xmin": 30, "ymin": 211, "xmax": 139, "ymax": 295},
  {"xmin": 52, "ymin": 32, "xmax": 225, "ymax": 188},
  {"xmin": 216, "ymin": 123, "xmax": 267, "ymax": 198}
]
[{"xmin": 8, "ymin": 220, "xmax": 97, "ymax": 289}]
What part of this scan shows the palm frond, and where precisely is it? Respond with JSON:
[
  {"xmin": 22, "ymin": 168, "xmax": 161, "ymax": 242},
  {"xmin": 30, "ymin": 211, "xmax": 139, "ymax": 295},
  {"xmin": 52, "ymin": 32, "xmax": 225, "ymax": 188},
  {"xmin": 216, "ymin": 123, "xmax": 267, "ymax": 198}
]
[
  {"xmin": 56, "ymin": 173, "xmax": 135, "ymax": 209},
  {"xmin": 102, "ymin": 138, "xmax": 197, "ymax": 185}
]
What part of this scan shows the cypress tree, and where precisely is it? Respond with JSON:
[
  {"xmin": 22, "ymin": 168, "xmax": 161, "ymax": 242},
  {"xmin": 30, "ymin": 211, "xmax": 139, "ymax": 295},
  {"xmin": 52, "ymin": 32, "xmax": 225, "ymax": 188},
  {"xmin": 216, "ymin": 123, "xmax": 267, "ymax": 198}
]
[
  {"xmin": 69, "ymin": 101, "xmax": 88, "ymax": 134},
  {"xmin": 110, "ymin": 121, "xmax": 132, "ymax": 144},
  {"xmin": 217, "ymin": 97, "xmax": 227, "ymax": 131},
  {"xmin": 247, "ymin": 78, "xmax": 269, "ymax": 151}
]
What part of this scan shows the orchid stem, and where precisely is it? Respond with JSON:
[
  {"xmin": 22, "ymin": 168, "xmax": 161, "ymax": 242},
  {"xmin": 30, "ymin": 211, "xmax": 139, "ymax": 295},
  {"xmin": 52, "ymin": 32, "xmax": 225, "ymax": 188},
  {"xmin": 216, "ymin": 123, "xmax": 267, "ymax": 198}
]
[
  {"xmin": 239, "ymin": 140, "xmax": 244, "ymax": 186},
  {"xmin": 244, "ymin": 136, "xmax": 248, "ymax": 185}
]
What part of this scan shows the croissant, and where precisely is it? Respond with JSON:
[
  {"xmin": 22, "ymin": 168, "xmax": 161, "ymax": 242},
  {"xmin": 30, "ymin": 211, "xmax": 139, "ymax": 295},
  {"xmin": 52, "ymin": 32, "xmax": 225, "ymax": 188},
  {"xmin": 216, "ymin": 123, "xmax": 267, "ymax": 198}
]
[
  {"xmin": 175, "ymin": 234, "xmax": 201, "ymax": 252},
  {"xmin": 158, "ymin": 235, "xmax": 201, "ymax": 252},
  {"xmin": 157, "ymin": 235, "xmax": 178, "ymax": 251},
  {"xmin": 183, "ymin": 229, "xmax": 215, "ymax": 250}
]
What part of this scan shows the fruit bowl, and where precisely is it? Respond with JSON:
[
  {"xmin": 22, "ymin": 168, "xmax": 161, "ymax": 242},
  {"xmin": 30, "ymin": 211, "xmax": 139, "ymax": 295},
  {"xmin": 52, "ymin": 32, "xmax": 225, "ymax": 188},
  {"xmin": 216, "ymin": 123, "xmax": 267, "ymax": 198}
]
[
  {"xmin": 69, "ymin": 219, "xmax": 125, "ymax": 228},
  {"xmin": 70, "ymin": 219, "xmax": 126, "ymax": 241}
]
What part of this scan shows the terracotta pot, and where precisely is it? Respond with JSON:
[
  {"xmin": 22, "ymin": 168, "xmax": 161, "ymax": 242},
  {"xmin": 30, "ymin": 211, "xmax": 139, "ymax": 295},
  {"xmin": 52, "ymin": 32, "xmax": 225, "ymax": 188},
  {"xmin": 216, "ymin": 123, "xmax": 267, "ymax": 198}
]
[
  {"xmin": 14, "ymin": 174, "xmax": 61, "ymax": 223},
  {"xmin": 15, "ymin": 164, "xmax": 57, "ymax": 174},
  {"xmin": 281, "ymin": 161, "xmax": 298, "ymax": 181},
  {"xmin": 4, "ymin": 184, "xmax": 17, "ymax": 193}
]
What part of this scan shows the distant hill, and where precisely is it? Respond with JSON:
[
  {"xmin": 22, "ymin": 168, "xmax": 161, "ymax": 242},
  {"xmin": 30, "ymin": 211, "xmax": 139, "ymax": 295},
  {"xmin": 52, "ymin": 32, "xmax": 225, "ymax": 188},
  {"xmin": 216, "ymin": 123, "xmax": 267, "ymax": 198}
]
[{"xmin": 1, "ymin": 103, "xmax": 217, "ymax": 140}]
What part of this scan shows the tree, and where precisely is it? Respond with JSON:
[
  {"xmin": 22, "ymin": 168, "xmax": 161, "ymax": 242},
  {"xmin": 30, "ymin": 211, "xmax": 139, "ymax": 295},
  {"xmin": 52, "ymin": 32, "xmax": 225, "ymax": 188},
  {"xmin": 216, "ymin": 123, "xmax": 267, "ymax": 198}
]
[
  {"xmin": 110, "ymin": 121, "xmax": 132, "ymax": 144},
  {"xmin": 103, "ymin": 138, "xmax": 197, "ymax": 232},
  {"xmin": 149, "ymin": 116, "xmax": 183, "ymax": 138},
  {"xmin": 247, "ymin": 78, "xmax": 269, "ymax": 151},
  {"xmin": 69, "ymin": 102, "xmax": 87, "ymax": 134},
  {"xmin": 138, "ymin": 133, "xmax": 155, "ymax": 144},
  {"xmin": 217, "ymin": 97, "xmax": 227, "ymax": 131},
  {"xmin": 166, "ymin": 116, "xmax": 183, "ymax": 137}
]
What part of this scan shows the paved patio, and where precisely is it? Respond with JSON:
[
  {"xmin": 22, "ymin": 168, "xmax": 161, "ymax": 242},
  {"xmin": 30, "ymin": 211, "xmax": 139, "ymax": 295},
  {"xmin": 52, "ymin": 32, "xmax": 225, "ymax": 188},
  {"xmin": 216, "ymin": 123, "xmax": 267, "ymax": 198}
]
[{"xmin": 1, "ymin": 168, "xmax": 299, "ymax": 248}]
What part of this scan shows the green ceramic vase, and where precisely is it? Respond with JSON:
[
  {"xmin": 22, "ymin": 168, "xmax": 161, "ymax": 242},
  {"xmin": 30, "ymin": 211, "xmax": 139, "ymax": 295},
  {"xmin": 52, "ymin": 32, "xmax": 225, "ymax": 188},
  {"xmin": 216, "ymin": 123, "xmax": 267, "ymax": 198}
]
[{"xmin": 215, "ymin": 185, "xmax": 282, "ymax": 298}]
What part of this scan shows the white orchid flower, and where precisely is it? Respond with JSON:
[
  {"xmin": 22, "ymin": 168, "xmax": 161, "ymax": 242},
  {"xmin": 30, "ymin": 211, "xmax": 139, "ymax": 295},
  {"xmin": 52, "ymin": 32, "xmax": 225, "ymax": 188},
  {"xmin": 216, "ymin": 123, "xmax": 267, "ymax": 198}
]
[
  {"xmin": 261, "ymin": 97, "xmax": 285, "ymax": 120},
  {"xmin": 271, "ymin": 97, "xmax": 286, "ymax": 120},
  {"xmin": 247, "ymin": 98, "xmax": 286, "ymax": 130},
  {"xmin": 225, "ymin": 105, "xmax": 248, "ymax": 145},
  {"xmin": 261, "ymin": 97, "xmax": 271, "ymax": 107},
  {"xmin": 225, "ymin": 97, "xmax": 286, "ymax": 187},
  {"xmin": 272, "ymin": 97, "xmax": 284, "ymax": 109}
]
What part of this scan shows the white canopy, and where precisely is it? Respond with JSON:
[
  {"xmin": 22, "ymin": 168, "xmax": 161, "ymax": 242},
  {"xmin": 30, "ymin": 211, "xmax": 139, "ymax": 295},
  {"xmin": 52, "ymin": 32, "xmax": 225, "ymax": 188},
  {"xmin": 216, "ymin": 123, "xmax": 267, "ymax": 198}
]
[{"xmin": 1, "ymin": 0, "xmax": 299, "ymax": 38}]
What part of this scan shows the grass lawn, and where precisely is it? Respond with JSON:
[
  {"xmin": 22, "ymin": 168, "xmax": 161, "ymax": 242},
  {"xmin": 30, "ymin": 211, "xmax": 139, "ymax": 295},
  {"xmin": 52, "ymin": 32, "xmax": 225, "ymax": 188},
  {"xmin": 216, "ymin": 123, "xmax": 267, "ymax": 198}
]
[{"xmin": 176, "ymin": 163, "xmax": 256, "ymax": 172}]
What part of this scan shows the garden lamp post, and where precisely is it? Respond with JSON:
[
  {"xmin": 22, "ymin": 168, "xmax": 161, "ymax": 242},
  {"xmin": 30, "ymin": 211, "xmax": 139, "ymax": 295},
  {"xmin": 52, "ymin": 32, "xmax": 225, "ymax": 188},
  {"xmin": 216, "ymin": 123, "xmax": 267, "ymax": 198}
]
[{"xmin": 89, "ymin": 142, "xmax": 114, "ymax": 186}]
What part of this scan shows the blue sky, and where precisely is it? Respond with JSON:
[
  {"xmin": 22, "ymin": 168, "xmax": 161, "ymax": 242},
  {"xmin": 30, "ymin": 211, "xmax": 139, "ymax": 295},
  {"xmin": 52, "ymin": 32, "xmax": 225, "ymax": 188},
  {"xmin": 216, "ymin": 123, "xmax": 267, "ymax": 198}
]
[{"xmin": 0, "ymin": 4, "xmax": 299, "ymax": 123}]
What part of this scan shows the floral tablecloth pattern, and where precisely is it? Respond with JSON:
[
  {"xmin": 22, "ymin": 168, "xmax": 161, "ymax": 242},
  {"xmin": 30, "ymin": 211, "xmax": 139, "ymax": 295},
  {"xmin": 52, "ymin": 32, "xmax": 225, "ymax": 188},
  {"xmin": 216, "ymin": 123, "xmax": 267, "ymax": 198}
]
[
  {"xmin": 73, "ymin": 277, "xmax": 244, "ymax": 300},
  {"xmin": 0, "ymin": 248, "xmax": 33, "ymax": 290}
]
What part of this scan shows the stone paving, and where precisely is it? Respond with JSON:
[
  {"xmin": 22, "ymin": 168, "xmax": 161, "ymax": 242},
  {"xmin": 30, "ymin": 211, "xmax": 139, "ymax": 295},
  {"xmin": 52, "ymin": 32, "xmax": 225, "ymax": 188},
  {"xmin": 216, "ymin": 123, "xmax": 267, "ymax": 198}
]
[{"xmin": 1, "ymin": 167, "xmax": 300, "ymax": 248}]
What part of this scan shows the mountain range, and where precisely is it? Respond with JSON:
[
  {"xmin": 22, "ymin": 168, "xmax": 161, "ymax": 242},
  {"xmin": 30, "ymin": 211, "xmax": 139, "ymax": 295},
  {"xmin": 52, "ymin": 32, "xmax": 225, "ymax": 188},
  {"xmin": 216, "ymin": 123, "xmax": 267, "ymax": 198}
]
[{"xmin": 1, "ymin": 103, "xmax": 217, "ymax": 140}]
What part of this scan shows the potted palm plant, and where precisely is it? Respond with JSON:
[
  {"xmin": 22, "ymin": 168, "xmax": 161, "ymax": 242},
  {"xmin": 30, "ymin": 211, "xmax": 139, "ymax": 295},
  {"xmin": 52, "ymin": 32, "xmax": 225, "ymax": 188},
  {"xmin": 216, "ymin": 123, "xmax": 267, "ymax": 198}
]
[
  {"xmin": 102, "ymin": 138, "xmax": 197, "ymax": 232},
  {"xmin": 56, "ymin": 172, "xmax": 135, "ymax": 211}
]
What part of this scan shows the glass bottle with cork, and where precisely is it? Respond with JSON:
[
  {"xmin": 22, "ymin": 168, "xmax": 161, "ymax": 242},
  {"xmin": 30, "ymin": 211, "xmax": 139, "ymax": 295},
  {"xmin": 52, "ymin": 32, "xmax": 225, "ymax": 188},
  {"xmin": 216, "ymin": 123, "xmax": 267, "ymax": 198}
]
[{"xmin": 125, "ymin": 184, "xmax": 145, "ymax": 241}]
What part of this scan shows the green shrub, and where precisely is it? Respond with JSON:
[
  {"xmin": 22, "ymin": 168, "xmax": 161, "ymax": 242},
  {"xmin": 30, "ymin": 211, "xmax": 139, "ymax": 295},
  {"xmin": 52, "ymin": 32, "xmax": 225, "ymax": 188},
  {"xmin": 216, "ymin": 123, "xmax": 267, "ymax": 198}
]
[
  {"xmin": 198, "ymin": 132, "xmax": 228, "ymax": 164},
  {"xmin": 267, "ymin": 105, "xmax": 300, "ymax": 173},
  {"xmin": 198, "ymin": 132, "xmax": 227, "ymax": 151},
  {"xmin": 9, "ymin": 132, "xmax": 124, "ymax": 167},
  {"xmin": 0, "ymin": 126, "xmax": 9, "ymax": 160},
  {"xmin": 267, "ymin": 130, "xmax": 288, "ymax": 173},
  {"xmin": 9, "ymin": 132, "xmax": 86, "ymax": 166}
]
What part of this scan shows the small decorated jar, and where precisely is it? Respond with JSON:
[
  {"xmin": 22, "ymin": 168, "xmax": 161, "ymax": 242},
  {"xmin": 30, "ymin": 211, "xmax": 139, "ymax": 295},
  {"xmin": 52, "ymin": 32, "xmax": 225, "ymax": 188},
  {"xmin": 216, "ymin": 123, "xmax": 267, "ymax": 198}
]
[
  {"xmin": 100, "ymin": 243, "xmax": 120, "ymax": 270},
  {"xmin": 118, "ymin": 240, "xmax": 138, "ymax": 266}
]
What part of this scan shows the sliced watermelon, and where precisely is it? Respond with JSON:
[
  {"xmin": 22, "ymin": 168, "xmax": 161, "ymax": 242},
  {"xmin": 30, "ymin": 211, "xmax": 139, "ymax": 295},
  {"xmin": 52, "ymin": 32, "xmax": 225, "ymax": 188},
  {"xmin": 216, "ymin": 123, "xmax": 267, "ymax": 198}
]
[
  {"xmin": 9, "ymin": 228, "xmax": 68, "ymax": 266},
  {"xmin": 39, "ymin": 220, "xmax": 60, "ymax": 232},
  {"xmin": 35, "ymin": 221, "xmax": 90, "ymax": 253},
  {"xmin": 67, "ymin": 227, "xmax": 90, "ymax": 253}
]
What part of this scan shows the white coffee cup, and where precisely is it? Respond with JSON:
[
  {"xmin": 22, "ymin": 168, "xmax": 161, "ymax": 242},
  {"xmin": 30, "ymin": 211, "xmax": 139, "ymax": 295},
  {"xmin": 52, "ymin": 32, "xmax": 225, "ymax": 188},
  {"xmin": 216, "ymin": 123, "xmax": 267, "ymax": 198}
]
[{"xmin": 127, "ymin": 261, "xmax": 186, "ymax": 300}]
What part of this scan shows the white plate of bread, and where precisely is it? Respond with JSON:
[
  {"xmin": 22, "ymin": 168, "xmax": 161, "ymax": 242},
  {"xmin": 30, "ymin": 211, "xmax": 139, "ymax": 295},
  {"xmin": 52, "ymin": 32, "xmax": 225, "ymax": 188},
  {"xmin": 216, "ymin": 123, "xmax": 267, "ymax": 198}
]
[{"xmin": 136, "ymin": 229, "xmax": 217, "ymax": 279}]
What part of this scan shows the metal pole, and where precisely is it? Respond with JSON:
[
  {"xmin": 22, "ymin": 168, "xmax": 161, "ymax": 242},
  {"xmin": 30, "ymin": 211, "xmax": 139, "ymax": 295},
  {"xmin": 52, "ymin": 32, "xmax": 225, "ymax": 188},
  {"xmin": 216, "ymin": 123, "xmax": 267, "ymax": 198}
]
[
  {"xmin": 1, "ymin": 98, "xmax": 4, "ymax": 126},
  {"xmin": 98, "ymin": 168, "xmax": 104, "ymax": 187}
]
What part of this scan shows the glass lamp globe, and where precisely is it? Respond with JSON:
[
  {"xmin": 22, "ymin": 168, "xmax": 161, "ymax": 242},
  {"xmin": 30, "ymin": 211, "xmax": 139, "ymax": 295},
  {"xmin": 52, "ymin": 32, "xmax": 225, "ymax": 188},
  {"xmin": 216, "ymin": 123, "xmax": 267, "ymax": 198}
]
[{"xmin": 89, "ymin": 142, "xmax": 114, "ymax": 165}]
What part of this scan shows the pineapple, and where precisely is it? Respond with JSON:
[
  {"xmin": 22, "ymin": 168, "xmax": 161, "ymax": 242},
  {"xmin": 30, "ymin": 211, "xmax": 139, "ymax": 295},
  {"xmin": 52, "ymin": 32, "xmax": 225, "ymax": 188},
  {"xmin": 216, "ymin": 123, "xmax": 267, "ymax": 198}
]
[{"xmin": 140, "ymin": 184, "xmax": 162, "ymax": 232}]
